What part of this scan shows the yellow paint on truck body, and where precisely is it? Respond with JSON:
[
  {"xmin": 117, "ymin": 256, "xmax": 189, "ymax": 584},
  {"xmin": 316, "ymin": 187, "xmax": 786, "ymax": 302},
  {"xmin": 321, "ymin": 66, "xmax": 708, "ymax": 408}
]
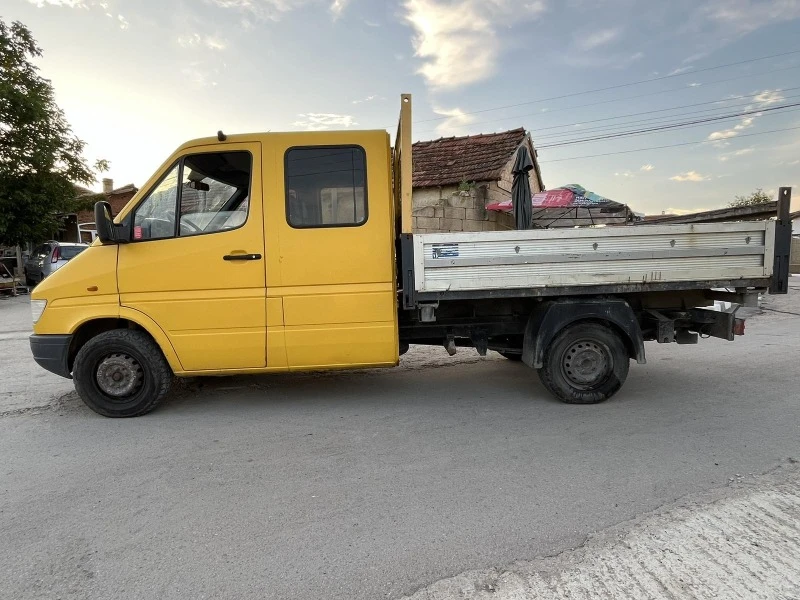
[{"xmin": 32, "ymin": 129, "xmax": 400, "ymax": 375}]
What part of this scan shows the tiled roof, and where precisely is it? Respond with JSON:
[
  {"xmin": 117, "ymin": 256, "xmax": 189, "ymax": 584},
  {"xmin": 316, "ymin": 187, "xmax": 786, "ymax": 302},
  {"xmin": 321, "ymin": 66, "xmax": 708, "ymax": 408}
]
[
  {"xmin": 412, "ymin": 128, "xmax": 528, "ymax": 188},
  {"xmin": 72, "ymin": 183, "xmax": 137, "ymax": 197},
  {"xmin": 73, "ymin": 184, "xmax": 95, "ymax": 196},
  {"xmin": 108, "ymin": 184, "xmax": 137, "ymax": 196}
]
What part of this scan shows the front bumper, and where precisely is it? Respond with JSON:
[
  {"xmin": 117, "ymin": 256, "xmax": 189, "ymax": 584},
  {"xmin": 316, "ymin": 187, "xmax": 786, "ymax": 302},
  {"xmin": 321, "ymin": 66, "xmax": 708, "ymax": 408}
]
[{"xmin": 29, "ymin": 334, "xmax": 73, "ymax": 379}]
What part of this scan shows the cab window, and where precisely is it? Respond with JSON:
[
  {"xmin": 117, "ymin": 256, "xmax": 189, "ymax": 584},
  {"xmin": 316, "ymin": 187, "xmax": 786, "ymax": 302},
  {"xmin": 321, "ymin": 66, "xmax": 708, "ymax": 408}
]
[
  {"xmin": 133, "ymin": 151, "xmax": 252, "ymax": 241},
  {"xmin": 285, "ymin": 146, "xmax": 367, "ymax": 228}
]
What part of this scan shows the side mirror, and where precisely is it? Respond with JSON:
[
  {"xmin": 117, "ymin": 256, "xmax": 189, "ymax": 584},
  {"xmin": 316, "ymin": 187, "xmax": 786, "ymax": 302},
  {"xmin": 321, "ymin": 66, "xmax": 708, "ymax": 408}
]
[{"xmin": 94, "ymin": 201, "xmax": 116, "ymax": 243}]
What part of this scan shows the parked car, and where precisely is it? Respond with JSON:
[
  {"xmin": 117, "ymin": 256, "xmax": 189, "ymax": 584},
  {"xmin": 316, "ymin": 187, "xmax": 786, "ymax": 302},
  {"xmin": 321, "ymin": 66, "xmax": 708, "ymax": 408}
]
[{"xmin": 24, "ymin": 242, "xmax": 88, "ymax": 286}]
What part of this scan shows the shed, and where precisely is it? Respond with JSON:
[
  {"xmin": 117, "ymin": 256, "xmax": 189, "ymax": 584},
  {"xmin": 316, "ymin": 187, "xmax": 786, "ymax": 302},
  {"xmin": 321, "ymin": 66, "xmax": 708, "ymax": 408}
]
[{"xmin": 411, "ymin": 128, "xmax": 545, "ymax": 233}]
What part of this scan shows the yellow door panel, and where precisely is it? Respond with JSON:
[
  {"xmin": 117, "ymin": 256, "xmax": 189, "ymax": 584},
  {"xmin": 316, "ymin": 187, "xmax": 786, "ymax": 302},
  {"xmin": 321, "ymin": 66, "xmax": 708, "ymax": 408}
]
[
  {"xmin": 266, "ymin": 298, "xmax": 288, "ymax": 369},
  {"xmin": 117, "ymin": 142, "xmax": 267, "ymax": 371},
  {"xmin": 267, "ymin": 327, "xmax": 288, "ymax": 369},
  {"xmin": 285, "ymin": 323, "xmax": 398, "ymax": 369},
  {"xmin": 264, "ymin": 131, "xmax": 399, "ymax": 369},
  {"xmin": 267, "ymin": 297, "xmax": 285, "ymax": 326},
  {"xmin": 170, "ymin": 329, "xmax": 265, "ymax": 370},
  {"xmin": 283, "ymin": 289, "xmax": 395, "ymax": 326}
]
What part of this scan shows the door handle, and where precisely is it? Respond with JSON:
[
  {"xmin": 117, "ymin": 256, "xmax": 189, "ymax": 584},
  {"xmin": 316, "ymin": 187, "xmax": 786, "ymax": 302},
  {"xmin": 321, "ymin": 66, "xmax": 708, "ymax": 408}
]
[{"xmin": 223, "ymin": 253, "xmax": 262, "ymax": 261}]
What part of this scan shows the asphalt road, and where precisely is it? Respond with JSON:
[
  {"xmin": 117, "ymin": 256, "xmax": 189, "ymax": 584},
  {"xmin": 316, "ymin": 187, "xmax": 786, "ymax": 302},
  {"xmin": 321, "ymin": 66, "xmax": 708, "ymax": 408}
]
[{"xmin": 1, "ymin": 287, "xmax": 799, "ymax": 599}]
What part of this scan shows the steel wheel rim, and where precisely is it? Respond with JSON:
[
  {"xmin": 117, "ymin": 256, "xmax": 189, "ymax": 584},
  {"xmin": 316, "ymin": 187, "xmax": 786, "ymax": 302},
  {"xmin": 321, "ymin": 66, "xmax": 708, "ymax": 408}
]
[
  {"xmin": 95, "ymin": 353, "xmax": 144, "ymax": 399},
  {"xmin": 561, "ymin": 339, "xmax": 613, "ymax": 389}
]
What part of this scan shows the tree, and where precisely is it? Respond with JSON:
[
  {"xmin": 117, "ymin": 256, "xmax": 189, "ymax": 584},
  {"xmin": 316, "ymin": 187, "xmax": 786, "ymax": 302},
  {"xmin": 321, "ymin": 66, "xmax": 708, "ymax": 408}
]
[
  {"xmin": 0, "ymin": 19, "xmax": 106, "ymax": 250},
  {"xmin": 728, "ymin": 189, "xmax": 773, "ymax": 208}
]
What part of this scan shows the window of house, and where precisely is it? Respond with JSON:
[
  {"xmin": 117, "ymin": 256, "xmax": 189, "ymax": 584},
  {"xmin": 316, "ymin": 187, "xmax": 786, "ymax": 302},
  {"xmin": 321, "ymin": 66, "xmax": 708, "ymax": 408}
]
[
  {"xmin": 132, "ymin": 151, "xmax": 251, "ymax": 241},
  {"xmin": 285, "ymin": 146, "xmax": 367, "ymax": 228}
]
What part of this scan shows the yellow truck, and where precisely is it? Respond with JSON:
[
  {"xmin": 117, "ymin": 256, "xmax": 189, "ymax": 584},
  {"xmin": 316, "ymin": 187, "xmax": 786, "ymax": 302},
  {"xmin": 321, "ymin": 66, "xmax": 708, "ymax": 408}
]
[{"xmin": 29, "ymin": 95, "xmax": 792, "ymax": 417}]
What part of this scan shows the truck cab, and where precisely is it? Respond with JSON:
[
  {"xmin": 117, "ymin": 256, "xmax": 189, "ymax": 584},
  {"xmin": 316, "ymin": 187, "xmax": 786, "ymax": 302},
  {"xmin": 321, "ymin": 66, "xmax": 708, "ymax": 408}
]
[{"xmin": 30, "ymin": 130, "xmax": 401, "ymax": 416}]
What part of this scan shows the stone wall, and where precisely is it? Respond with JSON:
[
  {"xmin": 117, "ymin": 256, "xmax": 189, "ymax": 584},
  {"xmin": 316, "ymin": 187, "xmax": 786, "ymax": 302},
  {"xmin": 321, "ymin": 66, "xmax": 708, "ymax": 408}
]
[{"xmin": 412, "ymin": 182, "xmax": 515, "ymax": 233}]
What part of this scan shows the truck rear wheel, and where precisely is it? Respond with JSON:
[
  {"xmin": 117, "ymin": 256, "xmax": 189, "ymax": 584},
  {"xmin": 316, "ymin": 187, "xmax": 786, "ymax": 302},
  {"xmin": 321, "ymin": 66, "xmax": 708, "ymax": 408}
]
[
  {"xmin": 73, "ymin": 329, "xmax": 172, "ymax": 418},
  {"xmin": 537, "ymin": 322, "xmax": 628, "ymax": 404}
]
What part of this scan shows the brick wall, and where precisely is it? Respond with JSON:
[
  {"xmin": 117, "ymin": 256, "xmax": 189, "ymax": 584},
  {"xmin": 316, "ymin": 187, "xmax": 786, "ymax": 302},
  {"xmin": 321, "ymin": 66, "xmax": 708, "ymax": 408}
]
[{"xmin": 76, "ymin": 190, "xmax": 136, "ymax": 225}]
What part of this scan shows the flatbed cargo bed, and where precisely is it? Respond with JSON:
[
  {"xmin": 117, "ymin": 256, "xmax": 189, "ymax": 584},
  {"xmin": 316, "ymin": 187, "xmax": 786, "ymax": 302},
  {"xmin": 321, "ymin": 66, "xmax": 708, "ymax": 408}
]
[{"xmin": 408, "ymin": 221, "xmax": 775, "ymax": 302}]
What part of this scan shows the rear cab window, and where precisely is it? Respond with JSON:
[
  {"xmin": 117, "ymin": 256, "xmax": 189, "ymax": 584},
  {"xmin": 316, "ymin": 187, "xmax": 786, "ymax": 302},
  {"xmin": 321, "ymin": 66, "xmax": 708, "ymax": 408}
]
[{"xmin": 285, "ymin": 146, "xmax": 367, "ymax": 228}]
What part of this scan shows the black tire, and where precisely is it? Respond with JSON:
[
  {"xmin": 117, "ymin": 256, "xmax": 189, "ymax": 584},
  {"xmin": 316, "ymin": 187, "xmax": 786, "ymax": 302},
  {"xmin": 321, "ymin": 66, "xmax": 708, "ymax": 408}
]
[
  {"xmin": 73, "ymin": 329, "xmax": 172, "ymax": 417},
  {"xmin": 537, "ymin": 322, "xmax": 629, "ymax": 404},
  {"xmin": 499, "ymin": 352, "xmax": 523, "ymax": 361},
  {"xmin": 24, "ymin": 271, "xmax": 34, "ymax": 287}
]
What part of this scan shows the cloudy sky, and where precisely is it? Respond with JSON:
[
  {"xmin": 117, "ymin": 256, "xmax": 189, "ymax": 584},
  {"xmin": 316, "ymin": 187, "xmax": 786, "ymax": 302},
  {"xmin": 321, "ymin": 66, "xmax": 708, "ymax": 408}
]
[{"xmin": 6, "ymin": 0, "xmax": 800, "ymax": 214}]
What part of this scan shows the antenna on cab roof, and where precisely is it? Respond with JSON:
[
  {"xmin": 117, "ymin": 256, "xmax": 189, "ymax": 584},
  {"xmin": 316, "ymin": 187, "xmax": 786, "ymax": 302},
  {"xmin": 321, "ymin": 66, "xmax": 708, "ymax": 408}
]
[{"xmin": 217, "ymin": 130, "xmax": 227, "ymax": 142}]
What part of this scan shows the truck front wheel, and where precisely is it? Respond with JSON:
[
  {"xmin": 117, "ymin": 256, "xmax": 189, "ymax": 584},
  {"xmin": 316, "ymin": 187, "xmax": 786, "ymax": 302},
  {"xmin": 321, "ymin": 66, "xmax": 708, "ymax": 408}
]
[
  {"xmin": 537, "ymin": 322, "xmax": 629, "ymax": 404},
  {"xmin": 73, "ymin": 329, "xmax": 172, "ymax": 418}
]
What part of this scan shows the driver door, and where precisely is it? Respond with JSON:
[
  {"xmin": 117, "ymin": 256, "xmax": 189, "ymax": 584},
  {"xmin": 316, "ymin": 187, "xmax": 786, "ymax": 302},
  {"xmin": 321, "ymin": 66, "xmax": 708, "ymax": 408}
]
[{"xmin": 118, "ymin": 142, "xmax": 266, "ymax": 371}]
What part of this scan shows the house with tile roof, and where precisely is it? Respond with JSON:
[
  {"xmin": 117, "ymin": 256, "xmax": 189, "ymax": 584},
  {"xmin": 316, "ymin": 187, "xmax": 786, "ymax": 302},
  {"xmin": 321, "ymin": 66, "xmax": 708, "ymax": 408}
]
[
  {"xmin": 411, "ymin": 127, "xmax": 545, "ymax": 233},
  {"xmin": 51, "ymin": 178, "xmax": 139, "ymax": 243}
]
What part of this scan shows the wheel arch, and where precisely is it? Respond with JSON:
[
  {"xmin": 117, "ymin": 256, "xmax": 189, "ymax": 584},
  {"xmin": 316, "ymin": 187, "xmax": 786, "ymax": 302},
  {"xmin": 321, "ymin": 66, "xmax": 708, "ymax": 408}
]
[
  {"xmin": 67, "ymin": 309, "xmax": 183, "ymax": 374},
  {"xmin": 522, "ymin": 299, "xmax": 646, "ymax": 369}
]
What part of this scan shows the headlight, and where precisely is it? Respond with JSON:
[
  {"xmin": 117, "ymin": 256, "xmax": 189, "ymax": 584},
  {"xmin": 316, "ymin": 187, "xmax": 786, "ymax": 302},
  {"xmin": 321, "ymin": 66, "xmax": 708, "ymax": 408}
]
[{"xmin": 31, "ymin": 300, "xmax": 47, "ymax": 325}]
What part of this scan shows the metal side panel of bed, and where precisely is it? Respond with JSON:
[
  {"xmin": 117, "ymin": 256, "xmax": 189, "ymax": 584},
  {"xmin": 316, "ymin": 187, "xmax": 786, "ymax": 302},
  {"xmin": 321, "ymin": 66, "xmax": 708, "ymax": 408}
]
[{"xmin": 413, "ymin": 222, "xmax": 776, "ymax": 294}]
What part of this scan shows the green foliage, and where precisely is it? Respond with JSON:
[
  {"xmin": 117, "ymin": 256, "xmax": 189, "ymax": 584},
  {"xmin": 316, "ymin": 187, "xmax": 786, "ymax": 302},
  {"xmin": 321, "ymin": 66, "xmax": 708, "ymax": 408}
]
[
  {"xmin": 458, "ymin": 180, "xmax": 476, "ymax": 192},
  {"xmin": 728, "ymin": 188, "xmax": 773, "ymax": 208},
  {"xmin": 0, "ymin": 19, "xmax": 105, "ymax": 246}
]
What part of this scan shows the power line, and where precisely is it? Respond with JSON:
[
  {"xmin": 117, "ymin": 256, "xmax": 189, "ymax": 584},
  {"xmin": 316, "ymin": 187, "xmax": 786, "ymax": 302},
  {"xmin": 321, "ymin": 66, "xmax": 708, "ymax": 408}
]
[
  {"xmin": 412, "ymin": 49, "xmax": 800, "ymax": 125},
  {"xmin": 411, "ymin": 64, "xmax": 800, "ymax": 137},
  {"xmin": 533, "ymin": 90, "xmax": 800, "ymax": 141},
  {"xmin": 537, "ymin": 102, "xmax": 800, "ymax": 149},
  {"xmin": 538, "ymin": 125, "xmax": 800, "ymax": 163}
]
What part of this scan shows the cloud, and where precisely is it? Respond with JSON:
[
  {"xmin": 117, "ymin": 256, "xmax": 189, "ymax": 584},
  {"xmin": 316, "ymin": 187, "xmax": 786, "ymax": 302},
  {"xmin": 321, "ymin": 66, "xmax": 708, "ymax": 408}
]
[
  {"xmin": 707, "ymin": 89, "xmax": 781, "ymax": 142},
  {"xmin": 432, "ymin": 106, "xmax": 476, "ymax": 137},
  {"xmin": 178, "ymin": 34, "xmax": 228, "ymax": 50},
  {"xmin": 718, "ymin": 147, "xmax": 755, "ymax": 161},
  {"xmin": 670, "ymin": 171, "xmax": 710, "ymax": 182},
  {"xmin": 27, "ymin": 0, "xmax": 131, "ymax": 28},
  {"xmin": 614, "ymin": 171, "xmax": 635, "ymax": 178},
  {"xmin": 562, "ymin": 50, "xmax": 643, "ymax": 70},
  {"xmin": 207, "ymin": 0, "xmax": 300, "ymax": 21},
  {"xmin": 402, "ymin": 0, "xmax": 547, "ymax": 90},
  {"xmin": 293, "ymin": 113, "xmax": 356, "ymax": 130},
  {"xmin": 682, "ymin": 51, "xmax": 708, "ymax": 64},
  {"xmin": 753, "ymin": 89, "xmax": 785, "ymax": 105},
  {"xmin": 351, "ymin": 95, "xmax": 382, "ymax": 104},
  {"xmin": 576, "ymin": 28, "xmax": 620, "ymax": 51},
  {"xmin": 640, "ymin": 164, "xmax": 655, "ymax": 172},
  {"xmin": 181, "ymin": 63, "xmax": 219, "ymax": 88},
  {"xmin": 329, "ymin": 0, "xmax": 349, "ymax": 18},
  {"xmin": 700, "ymin": 0, "xmax": 800, "ymax": 35},
  {"xmin": 707, "ymin": 116, "xmax": 756, "ymax": 141},
  {"xmin": 26, "ymin": 0, "xmax": 86, "ymax": 6},
  {"xmin": 667, "ymin": 66, "xmax": 692, "ymax": 76},
  {"xmin": 207, "ymin": 0, "xmax": 349, "ymax": 22}
]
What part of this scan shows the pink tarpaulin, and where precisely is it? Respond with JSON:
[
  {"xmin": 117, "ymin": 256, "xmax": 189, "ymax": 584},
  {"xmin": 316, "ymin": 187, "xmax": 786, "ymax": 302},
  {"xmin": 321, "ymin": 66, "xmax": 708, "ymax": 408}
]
[
  {"xmin": 532, "ymin": 189, "xmax": 573, "ymax": 207},
  {"xmin": 486, "ymin": 185, "xmax": 621, "ymax": 212}
]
